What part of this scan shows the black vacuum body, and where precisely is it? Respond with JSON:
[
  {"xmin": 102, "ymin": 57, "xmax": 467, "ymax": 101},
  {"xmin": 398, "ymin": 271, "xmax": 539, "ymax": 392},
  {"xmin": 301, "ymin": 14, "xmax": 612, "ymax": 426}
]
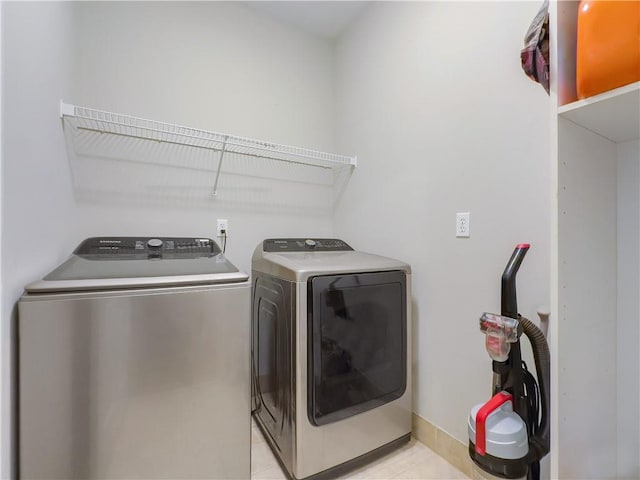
[{"xmin": 468, "ymin": 244, "xmax": 550, "ymax": 480}]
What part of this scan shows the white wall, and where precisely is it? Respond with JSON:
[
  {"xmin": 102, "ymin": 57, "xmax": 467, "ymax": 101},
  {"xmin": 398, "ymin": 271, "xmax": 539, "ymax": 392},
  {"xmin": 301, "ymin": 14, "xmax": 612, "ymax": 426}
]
[
  {"xmin": 0, "ymin": 4, "xmax": 3, "ymax": 476},
  {"xmin": 69, "ymin": 1, "xmax": 337, "ymax": 275},
  {"xmin": 1, "ymin": 3, "xmax": 77, "ymax": 477},
  {"xmin": 333, "ymin": 1, "xmax": 550, "ymax": 445},
  {"xmin": 617, "ymin": 139, "xmax": 640, "ymax": 478}
]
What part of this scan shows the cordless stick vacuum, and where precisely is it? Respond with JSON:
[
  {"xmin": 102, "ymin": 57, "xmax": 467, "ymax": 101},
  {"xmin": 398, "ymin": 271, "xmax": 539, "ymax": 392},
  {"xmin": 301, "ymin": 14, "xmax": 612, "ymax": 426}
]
[{"xmin": 468, "ymin": 244, "xmax": 550, "ymax": 480}]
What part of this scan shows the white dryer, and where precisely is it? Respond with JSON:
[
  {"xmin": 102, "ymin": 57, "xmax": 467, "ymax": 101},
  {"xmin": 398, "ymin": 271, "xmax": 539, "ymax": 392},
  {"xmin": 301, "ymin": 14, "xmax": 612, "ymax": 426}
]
[{"xmin": 251, "ymin": 238, "xmax": 412, "ymax": 480}]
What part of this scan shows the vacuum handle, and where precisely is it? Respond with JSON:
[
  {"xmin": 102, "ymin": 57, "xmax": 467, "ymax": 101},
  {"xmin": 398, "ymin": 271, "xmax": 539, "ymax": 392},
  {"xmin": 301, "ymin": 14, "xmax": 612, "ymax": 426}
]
[
  {"xmin": 501, "ymin": 243, "xmax": 530, "ymax": 318},
  {"xmin": 475, "ymin": 391, "xmax": 513, "ymax": 456}
]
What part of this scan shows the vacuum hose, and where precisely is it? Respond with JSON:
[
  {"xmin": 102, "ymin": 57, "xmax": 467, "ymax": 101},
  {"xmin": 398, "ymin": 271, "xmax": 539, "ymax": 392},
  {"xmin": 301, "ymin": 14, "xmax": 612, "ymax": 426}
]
[{"xmin": 520, "ymin": 316, "xmax": 551, "ymax": 461}]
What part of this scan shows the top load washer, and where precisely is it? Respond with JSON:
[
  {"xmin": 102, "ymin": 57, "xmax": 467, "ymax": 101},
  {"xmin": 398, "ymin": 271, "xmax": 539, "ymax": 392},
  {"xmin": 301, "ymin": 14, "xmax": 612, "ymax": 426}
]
[
  {"xmin": 251, "ymin": 238, "xmax": 412, "ymax": 480},
  {"xmin": 18, "ymin": 236, "xmax": 251, "ymax": 479}
]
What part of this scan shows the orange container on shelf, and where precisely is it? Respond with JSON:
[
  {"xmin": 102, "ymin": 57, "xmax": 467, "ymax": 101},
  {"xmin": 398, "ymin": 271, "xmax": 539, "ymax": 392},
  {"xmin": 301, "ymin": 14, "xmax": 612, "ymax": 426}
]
[{"xmin": 576, "ymin": 0, "xmax": 640, "ymax": 99}]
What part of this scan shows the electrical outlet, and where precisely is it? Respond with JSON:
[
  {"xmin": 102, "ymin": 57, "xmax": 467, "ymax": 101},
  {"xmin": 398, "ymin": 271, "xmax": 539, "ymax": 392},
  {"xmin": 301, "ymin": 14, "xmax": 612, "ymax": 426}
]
[
  {"xmin": 456, "ymin": 212, "xmax": 470, "ymax": 237},
  {"xmin": 216, "ymin": 219, "xmax": 228, "ymax": 237}
]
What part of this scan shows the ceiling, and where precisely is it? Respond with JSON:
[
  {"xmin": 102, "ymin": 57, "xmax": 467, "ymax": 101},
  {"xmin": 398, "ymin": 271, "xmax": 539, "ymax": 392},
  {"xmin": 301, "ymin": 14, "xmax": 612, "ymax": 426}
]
[{"xmin": 244, "ymin": 1, "xmax": 370, "ymax": 39}]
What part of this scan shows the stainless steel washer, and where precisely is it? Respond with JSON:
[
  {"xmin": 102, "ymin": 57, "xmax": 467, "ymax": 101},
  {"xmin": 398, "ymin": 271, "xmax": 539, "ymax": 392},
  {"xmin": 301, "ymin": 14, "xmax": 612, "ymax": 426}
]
[
  {"xmin": 251, "ymin": 238, "xmax": 412, "ymax": 480},
  {"xmin": 18, "ymin": 236, "xmax": 251, "ymax": 479}
]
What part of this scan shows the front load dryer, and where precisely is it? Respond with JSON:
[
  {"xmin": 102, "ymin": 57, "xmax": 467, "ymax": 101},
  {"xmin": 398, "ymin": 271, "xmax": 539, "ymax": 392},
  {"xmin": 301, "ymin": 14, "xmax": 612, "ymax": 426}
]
[
  {"xmin": 251, "ymin": 238, "xmax": 412, "ymax": 480},
  {"xmin": 18, "ymin": 236, "xmax": 250, "ymax": 479}
]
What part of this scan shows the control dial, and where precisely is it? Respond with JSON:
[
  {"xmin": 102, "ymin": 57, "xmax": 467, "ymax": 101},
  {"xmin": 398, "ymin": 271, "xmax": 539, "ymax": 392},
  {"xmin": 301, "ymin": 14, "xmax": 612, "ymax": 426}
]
[
  {"xmin": 305, "ymin": 239, "xmax": 317, "ymax": 249},
  {"xmin": 147, "ymin": 238, "xmax": 164, "ymax": 249}
]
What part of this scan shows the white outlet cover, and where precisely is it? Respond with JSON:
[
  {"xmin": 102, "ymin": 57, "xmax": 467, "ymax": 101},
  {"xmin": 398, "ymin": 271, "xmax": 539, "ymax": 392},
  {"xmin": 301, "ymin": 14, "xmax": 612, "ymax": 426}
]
[
  {"xmin": 216, "ymin": 219, "xmax": 228, "ymax": 237},
  {"xmin": 456, "ymin": 212, "xmax": 470, "ymax": 238}
]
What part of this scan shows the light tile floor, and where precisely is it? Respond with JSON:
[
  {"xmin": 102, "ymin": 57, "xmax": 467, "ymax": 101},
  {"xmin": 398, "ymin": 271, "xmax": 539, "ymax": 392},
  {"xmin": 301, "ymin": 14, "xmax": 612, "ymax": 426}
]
[{"xmin": 251, "ymin": 419, "xmax": 470, "ymax": 480}]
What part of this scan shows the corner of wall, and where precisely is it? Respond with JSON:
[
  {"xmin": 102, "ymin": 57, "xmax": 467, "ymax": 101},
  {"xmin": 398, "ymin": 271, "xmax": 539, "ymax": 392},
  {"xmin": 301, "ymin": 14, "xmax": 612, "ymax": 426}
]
[{"xmin": 0, "ymin": 2, "xmax": 4, "ymax": 478}]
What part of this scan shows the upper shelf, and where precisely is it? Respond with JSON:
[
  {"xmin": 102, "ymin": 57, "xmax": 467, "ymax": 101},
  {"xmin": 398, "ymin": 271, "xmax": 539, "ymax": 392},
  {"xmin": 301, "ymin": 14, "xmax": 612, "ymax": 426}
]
[
  {"xmin": 60, "ymin": 101, "xmax": 357, "ymax": 196},
  {"xmin": 557, "ymin": 81, "xmax": 640, "ymax": 143}
]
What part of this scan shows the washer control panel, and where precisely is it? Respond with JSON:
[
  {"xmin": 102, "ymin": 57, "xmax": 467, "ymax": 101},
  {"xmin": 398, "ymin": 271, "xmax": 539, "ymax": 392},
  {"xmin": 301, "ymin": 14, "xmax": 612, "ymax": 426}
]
[
  {"xmin": 263, "ymin": 238, "xmax": 353, "ymax": 252},
  {"xmin": 74, "ymin": 237, "xmax": 221, "ymax": 259}
]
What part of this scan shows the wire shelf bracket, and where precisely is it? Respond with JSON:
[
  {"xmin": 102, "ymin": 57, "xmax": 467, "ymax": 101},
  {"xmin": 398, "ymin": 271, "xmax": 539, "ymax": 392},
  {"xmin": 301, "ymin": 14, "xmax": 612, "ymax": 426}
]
[{"xmin": 212, "ymin": 136, "xmax": 229, "ymax": 196}]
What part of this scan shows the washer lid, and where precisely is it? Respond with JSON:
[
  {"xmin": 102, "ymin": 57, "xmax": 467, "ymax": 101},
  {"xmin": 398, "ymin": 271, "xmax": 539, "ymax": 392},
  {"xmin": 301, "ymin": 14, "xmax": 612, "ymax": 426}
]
[{"xmin": 25, "ymin": 237, "xmax": 249, "ymax": 293}]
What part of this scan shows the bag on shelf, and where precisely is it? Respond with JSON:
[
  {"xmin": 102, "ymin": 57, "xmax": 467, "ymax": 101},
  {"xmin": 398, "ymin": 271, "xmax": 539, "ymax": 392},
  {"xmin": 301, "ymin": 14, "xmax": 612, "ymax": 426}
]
[{"xmin": 521, "ymin": 0, "xmax": 550, "ymax": 95}]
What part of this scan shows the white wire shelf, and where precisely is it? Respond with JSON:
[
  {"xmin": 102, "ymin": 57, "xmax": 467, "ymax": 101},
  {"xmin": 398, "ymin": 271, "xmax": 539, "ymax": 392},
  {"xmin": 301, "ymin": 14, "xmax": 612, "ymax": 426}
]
[{"xmin": 60, "ymin": 101, "xmax": 357, "ymax": 196}]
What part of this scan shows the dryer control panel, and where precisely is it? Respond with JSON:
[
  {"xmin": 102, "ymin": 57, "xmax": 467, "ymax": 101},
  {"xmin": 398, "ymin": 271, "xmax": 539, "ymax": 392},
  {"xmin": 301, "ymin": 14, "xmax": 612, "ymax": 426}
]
[
  {"xmin": 263, "ymin": 238, "xmax": 353, "ymax": 252},
  {"xmin": 74, "ymin": 237, "xmax": 221, "ymax": 259}
]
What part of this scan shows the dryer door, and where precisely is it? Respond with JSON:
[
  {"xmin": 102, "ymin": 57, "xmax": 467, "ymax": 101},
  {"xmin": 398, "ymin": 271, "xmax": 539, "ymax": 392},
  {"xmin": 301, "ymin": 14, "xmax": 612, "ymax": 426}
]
[{"xmin": 308, "ymin": 270, "xmax": 407, "ymax": 426}]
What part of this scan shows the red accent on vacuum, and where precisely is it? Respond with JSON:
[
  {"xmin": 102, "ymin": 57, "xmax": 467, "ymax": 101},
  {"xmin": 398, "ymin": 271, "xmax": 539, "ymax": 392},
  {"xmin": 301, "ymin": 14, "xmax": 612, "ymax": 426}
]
[
  {"xmin": 516, "ymin": 243, "xmax": 531, "ymax": 249},
  {"xmin": 475, "ymin": 391, "xmax": 513, "ymax": 456}
]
